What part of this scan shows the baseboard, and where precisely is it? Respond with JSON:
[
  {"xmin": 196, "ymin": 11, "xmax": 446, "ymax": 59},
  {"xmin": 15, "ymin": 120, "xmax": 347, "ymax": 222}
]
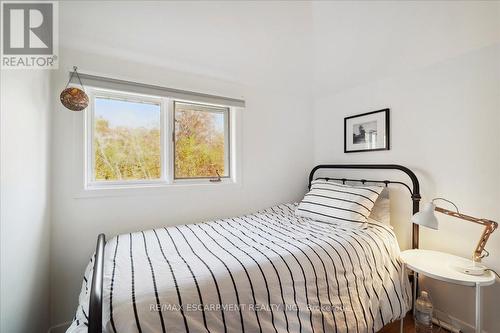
[
  {"xmin": 433, "ymin": 317, "xmax": 461, "ymax": 333},
  {"xmin": 434, "ymin": 309, "xmax": 488, "ymax": 333},
  {"xmin": 47, "ymin": 321, "xmax": 71, "ymax": 333}
]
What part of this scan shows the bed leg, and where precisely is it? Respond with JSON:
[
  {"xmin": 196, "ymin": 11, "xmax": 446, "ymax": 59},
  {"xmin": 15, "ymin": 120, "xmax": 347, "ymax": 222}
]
[
  {"xmin": 400, "ymin": 262, "xmax": 406, "ymax": 333},
  {"xmin": 89, "ymin": 233, "xmax": 106, "ymax": 333}
]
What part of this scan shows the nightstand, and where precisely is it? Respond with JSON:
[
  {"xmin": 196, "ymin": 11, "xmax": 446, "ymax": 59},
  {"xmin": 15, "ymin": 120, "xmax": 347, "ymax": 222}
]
[{"xmin": 400, "ymin": 249, "xmax": 495, "ymax": 333}]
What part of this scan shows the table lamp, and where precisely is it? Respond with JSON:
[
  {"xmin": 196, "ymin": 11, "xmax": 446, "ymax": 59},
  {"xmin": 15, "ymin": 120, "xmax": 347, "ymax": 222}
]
[{"xmin": 411, "ymin": 198, "xmax": 498, "ymax": 276}]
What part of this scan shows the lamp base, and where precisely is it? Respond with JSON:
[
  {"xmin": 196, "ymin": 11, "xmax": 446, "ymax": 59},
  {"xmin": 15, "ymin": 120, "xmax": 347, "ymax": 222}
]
[{"xmin": 461, "ymin": 263, "xmax": 487, "ymax": 276}]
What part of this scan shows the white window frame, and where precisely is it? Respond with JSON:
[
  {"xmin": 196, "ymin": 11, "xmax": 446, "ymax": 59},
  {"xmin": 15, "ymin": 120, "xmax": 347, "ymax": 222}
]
[{"xmin": 81, "ymin": 87, "xmax": 239, "ymax": 194}]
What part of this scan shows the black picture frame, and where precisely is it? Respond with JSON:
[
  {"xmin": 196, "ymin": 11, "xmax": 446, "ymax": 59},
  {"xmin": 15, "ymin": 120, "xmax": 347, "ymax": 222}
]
[{"xmin": 344, "ymin": 108, "xmax": 390, "ymax": 153}]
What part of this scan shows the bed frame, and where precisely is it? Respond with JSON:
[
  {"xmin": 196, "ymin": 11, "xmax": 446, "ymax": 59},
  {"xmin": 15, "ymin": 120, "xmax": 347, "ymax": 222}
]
[{"xmin": 88, "ymin": 164, "xmax": 421, "ymax": 333}]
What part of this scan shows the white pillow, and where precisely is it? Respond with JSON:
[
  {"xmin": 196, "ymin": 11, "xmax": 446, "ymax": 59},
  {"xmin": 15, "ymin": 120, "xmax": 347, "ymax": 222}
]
[
  {"xmin": 369, "ymin": 187, "xmax": 391, "ymax": 226},
  {"xmin": 295, "ymin": 179, "xmax": 383, "ymax": 227}
]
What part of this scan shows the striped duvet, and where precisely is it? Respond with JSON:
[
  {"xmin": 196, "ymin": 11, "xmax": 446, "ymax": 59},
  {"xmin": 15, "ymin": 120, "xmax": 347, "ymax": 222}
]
[{"xmin": 68, "ymin": 203, "xmax": 410, "ymax": 333}]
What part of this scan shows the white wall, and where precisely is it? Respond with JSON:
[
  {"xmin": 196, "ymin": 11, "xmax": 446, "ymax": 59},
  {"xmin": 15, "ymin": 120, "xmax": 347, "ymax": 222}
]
[
  {"xmin": 49, "ymin": 1, "xmax": 500, "ymax": 331},
  {"xmin": 312, "ymin": 2, "xmax": 500, "ymax": 330},
  {"xmin": 50, "ymin": 1, "xmax": 314, "ymax": 327},
  {"xmin": 312, "ymin": 37, "xmax": 500, "ymax": 333},
  {"xmin": 0, "ymin": 70, "xmax": 52, "ymax": 332},
  {"xmin": 312, "ymin": 1, "xmax": 500, "ymax": 96}
]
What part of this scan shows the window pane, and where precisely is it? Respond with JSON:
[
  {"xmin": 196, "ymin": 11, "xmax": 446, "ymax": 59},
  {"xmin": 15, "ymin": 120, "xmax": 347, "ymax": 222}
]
[
  {"xmin": 93, "ymin": 97, "xmax": 161, "ymax": 181},
  {"xmin": 174, "ymin": 102, "xmax": 228, "ymax": 178}
]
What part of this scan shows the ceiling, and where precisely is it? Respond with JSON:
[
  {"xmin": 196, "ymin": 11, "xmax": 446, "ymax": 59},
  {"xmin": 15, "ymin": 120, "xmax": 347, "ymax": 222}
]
[
  {"xmin": 60, "ymin": 1, "xmax": 312, "ymax": 91},
  {"xmin": 312, "ymin": 1, "xmax": 500, "ymax": 96},
  {"xmin": 60, "ymin": 1, "xmax": 500, "ymax": 96}
]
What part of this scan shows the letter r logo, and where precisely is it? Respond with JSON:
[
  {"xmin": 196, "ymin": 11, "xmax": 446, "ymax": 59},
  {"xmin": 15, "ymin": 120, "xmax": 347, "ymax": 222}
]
[{"xmin": 2, "ymin": 3, "xmax": 53, "ymax": 55}]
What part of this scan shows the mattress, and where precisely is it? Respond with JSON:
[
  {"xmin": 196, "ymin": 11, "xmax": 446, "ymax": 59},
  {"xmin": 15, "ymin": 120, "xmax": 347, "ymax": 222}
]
[{"xmin": 67, "ymin": 203, "xmax": 410, "ymax": 333}]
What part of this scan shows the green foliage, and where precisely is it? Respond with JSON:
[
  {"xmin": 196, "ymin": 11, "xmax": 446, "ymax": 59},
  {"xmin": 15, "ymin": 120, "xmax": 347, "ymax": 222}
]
[
  {"xmin": 174, "ymin": 110, "xmax": 225, "ymax": 178},
  {"xmin": 94, "ymin": 118, "xmax": 160, "ymax": 181},
  {"xmin": 94, "ymin": 109, "xmax": 225, "ymax": 181}
]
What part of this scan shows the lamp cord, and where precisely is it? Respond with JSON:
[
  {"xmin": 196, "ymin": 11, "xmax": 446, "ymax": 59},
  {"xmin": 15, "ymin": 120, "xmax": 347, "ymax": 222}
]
[
  {"xmin": 485, "ymin": 268, "xmax": 500, "ymax": 280},
  {"xmin": 432, "ymin": 197, "xmax": 460, "ymax": 213}
]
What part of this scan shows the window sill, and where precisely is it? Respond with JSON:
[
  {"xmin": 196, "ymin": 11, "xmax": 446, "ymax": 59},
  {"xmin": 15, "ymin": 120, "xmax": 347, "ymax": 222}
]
[{"xmin": 74, "ymin": 178, "xmax": 240, "ymax": 199}]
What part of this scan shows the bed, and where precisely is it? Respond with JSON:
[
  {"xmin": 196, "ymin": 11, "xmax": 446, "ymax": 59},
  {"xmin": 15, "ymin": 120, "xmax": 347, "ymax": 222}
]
[{"xmin": 67, "ymin": 164, "xmax": 422, "ymax": 333}]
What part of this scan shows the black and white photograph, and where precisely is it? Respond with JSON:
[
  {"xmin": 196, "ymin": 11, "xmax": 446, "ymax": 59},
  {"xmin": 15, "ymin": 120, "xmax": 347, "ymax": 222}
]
[
  {"xmin": 345, "ymin": 109, "xmax": 390, "ymax": 153},
  {"xmin": 352, "ymin": 120, "xmax": 377, "ymax": 144}
]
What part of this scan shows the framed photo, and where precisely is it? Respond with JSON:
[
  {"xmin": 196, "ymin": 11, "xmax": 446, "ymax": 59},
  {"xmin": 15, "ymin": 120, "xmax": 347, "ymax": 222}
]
[{"xmin": 344, "ymin": 108, "xmax": 390, "ymax": 153}]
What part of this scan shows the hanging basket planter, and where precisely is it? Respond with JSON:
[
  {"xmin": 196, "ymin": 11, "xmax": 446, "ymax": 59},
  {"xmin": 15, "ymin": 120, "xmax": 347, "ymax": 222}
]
[{"xmin": 60, "ymin": 66, "xmax": 89, "ymax": 111}]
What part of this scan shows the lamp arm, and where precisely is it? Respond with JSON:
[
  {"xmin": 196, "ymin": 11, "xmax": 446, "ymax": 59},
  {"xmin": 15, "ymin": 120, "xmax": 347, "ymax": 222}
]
[
  {"xmin": 473, "ymin": 221, "xmax": 498, "ymax": 262},
  {"xmin": 435, "ymin": 206, "xmax": 498, "ymax": 262}
]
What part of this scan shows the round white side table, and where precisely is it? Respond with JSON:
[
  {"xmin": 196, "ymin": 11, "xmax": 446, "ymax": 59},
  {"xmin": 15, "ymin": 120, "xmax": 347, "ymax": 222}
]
[{"xmin": 400, "ymin": 249, "xmax": 495, "ymax": 333}]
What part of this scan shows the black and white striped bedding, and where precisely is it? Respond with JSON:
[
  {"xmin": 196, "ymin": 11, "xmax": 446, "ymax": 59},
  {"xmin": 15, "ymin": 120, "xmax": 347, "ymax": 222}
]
[
  {"xmin": 68, "ymin": 203, "xmax": 410, "ymax": 333},
  {"xmin": 296, "ymin": 180, "xmax": 384, "ymax": 228}
]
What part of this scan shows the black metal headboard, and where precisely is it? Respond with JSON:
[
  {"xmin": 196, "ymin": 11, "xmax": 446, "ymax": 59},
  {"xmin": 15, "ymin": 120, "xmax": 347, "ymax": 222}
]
[{"xmin": 309, "ymin": 164, "xmax": 421, "ymax": 249}]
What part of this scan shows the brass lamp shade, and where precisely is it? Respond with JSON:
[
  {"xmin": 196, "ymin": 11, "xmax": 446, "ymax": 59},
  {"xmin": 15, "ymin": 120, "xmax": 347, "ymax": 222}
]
[{"xmin": 60, "ymin": 87, "xmax": 89, "ymax": 111}]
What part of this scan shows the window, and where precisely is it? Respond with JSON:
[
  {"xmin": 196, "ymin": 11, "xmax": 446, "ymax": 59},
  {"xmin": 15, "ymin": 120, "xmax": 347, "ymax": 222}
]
[
  {"xmin": 174, "ymin": 102, "xmax": 229, "ymax": 179},
  {"xmin": 85, "ymin": 88, "xmax": 235, "ymax": 189},
  {"xmin": 91, "ymin": 94, "xmax": 163, "ymax": 183}
]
